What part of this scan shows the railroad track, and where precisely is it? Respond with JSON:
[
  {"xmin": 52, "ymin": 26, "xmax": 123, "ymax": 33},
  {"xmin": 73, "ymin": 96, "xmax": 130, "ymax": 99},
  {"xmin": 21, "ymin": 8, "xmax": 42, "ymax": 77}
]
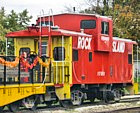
[
  {"xmin": 97, "ymin": 107, "xmax": 140, "ymax": 113},
  {"xmin": 3, "ymin": 95, "xmax": 140, "ymax": 113}
]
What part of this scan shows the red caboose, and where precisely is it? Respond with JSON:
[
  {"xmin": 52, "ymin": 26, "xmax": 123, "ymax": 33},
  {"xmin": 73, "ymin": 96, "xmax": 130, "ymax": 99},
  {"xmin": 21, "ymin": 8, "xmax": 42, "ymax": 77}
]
[
  {"xmin": 36, "ymin": 13, "xmax": 136, "ymax": 104},
  {"xmin": 4, "ymin": 13, "xmax": 137, "ymax": 109}
]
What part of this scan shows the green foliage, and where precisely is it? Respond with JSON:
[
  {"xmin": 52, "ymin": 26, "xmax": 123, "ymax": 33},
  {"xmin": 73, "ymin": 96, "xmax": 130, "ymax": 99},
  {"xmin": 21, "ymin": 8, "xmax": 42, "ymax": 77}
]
[
  {"xmin": 0, "ymin": 7, "xmax": 32, "ymax": 55},
  {"xmin": 112, "ymin": 0, "xmax": 140, "ymax": 55},
  {"xmin": 0, "ymin": 40, "xmax": 5, "ymax": 55},
  {"xmin": 113, "ymin": 0, "xmax": 140, "ymax": 40},
  {"xmin": 18, "ymin": 9, "xmax": 32, "ymax": 30},
  {"xmin": 5, "ymin": 9, "xmax": 32, "ymax": 32},
  {"xmin": 80, "ymin": 0, "xmax": 113, "ymax": 16}
]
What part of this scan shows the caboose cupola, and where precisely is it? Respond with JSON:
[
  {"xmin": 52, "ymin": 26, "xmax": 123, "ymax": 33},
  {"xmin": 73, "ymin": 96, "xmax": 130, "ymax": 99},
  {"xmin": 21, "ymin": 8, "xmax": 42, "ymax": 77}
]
[{"xmin": 36, "ymin": 13, "xmax": 113, "ymax": 52}]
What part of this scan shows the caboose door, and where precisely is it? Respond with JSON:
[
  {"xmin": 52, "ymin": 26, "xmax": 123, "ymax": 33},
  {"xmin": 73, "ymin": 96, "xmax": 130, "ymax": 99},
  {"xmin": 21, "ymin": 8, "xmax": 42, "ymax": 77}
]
[{"xmin": 51, "ymin": 36, "xmax": 72, "ymax": 100}]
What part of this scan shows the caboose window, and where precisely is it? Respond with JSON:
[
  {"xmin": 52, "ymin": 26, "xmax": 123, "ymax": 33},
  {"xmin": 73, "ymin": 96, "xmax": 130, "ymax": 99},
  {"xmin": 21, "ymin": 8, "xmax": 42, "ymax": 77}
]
[
  {"xmin": 89, "ymin": 52, "xmax": 92, "ymax": 62},
  {"xmin": 38, "ymin": 21, "xmax": 53, "ymax": 26},
  {"xmin": 38, "ymin": 42, "xmax": 48, "ymax": 56},
  {"xmin": 53, "ymin": 47, "xmax": 65, "ymax": 61},
  {"xmin": 101, "ymin": 22, "xmax": 109, "ymax": 34},
  {"xmin": 128, "ymin": 54, "xmax": 132, "ymax": 64},
  {"xmin": 80, "ymin": 20, "xmax": 96, "ymax": 29},
  {"xmin": 73, "ymin": 49, "xmax": 78, "ymax": 61},
  {"xmin": 41, "ymin": 42, "xmax": 47, "ymax": 56},
  {"xmin": 19, "ymin": 48, "xmax": 30, "ymax": 56}
]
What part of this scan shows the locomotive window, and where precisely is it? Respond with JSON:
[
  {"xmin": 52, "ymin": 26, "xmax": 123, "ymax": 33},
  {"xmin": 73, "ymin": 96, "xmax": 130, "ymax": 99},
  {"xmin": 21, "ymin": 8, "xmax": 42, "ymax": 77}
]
[
  {"xmin": 89, "ymin": 52, "xmax": 92, "ymax": 62},
  {"xmin": 128, "ymin": 54, "xmax": 132, "ymax": 64},
  {"xmin": 73, "ymin": 49, "xmax": 78, "ymax": 61},
  {"xmin": 53, "ymin": 47, "xmax": 65, "ymax": 61},
  {"xmin": 80, "ymin": 20, "xmax": 96, "ymax": 29},
  {"xmin": 101, "ymin": 22, "xmax": 109, "ymax": 34}
]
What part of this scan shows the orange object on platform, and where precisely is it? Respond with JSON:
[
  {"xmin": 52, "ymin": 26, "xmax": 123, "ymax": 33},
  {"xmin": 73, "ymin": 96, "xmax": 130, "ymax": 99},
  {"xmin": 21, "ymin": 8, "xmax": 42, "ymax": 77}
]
[
  {"xmin": 0, "ymin": 57, "xmax": 19, "ymax": 68},
  {"xmin": 20, "ymin": 55, "xmax": 50, "ymax": 69}
]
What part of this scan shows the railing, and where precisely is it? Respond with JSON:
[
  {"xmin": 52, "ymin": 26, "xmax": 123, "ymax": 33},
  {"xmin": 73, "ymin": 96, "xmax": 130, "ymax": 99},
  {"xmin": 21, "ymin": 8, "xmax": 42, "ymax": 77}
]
[
  {"xmin": 0, "ymin": 56, "xmax": 51, "ymax": 85},
  {"xmin": 0, "ymin": 56, "xmax": 18, "ymax": 85},
  {"xmin": 52, "ymin": 61, "xmax": 70, "ymax": 84}
]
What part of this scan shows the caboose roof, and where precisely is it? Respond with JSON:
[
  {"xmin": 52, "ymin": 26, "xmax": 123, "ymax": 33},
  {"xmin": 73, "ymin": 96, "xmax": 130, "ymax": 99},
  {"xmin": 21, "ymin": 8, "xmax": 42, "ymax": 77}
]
[
  {"xmin": 37, "ymin": 13, "xmax": 112, "ymax": 20},
  {"xmin": 6, "ymin": 26, "xmax": 92, "ymax": 38},
  {"xmin": 113, "ymin": 37, "xmax": 137, "ymax": 45}
]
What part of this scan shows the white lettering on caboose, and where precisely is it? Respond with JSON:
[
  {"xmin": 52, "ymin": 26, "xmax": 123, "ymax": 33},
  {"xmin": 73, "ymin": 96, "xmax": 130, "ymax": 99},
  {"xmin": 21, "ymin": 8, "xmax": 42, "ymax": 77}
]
[
  {"xmin": 112, "ymin": 41, "xmax": 125, "ymax": 53},
  {"xmin": 78, "ymin": 36, "xmax": 92, "ymax": 50}
]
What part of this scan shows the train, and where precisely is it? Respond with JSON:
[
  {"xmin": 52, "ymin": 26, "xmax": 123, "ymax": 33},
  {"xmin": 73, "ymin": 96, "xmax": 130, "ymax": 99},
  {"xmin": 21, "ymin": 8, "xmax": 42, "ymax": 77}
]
[{"xmin": 0, "ymin": 13, "xmax": 138, "ymax": 112}]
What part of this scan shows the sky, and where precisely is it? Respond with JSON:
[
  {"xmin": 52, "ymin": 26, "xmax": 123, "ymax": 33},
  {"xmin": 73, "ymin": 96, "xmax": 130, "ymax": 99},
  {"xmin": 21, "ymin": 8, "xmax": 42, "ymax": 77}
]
[{"xmin": 0, "ymin": 0, "xmax": 87, "ymax": 24}]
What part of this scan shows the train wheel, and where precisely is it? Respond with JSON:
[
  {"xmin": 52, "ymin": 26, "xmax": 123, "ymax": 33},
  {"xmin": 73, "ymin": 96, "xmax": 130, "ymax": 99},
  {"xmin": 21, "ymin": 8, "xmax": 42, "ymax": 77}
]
[
  {"xmin": 45, "ymin": 101, "xmax": 53, "ymax": 107},
  {"xmin": 104, "ymin": 97, "xmax": 110, "ymax": 103},
  {"xmin": 29, "ymin": 104, "xmax": 37, "ymax": 111},
  {"xmin": 71, "ymin": 89, "xmax": 84, "ymax": 105},
  {"xmin": 113, "ymin": 89, "xmax": 121, "ymax": 102},
  {"xmin": 0, "ymin": 107, "xmax": 4, "ymax": 112},
  {"xmin": 103, "ymin": 91, "xmax": 112, "ymax": 104},
  {"xmin": 89, "ymin": 97, "xmax": 95, "ymax": 103},
  {"xmin": 23, "ymin": 96, "xmax": 38, "ymax": 111},
  {"xmin": 59, "ymin": 100, "xmax": 72, "ymax": 108},
  {"xmin": 8, "ymin": 101, "xmax": 20, "ymax": 112},
  {"xmin": 103, "ymin": 90, "xmax": 119, "ymax": 104}
]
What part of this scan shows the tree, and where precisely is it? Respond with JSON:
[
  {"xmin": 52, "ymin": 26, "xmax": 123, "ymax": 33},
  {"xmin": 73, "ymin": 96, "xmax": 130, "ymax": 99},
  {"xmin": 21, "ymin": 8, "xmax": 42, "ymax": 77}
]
[
  {"xmin": 6, "ymin": 10, "xmax": 19, "ymax": 31},
  {"xmin": 0, "ymin": 7, "xmax": 32, "ymax": 55},
  {"xmin": 6, "ymin": 9, "xmax": 32, "ymax": 31},
  {"xmin": 80, "ymin": 0, "xmax": 112, "ymax": 15},
  {"xmin": 113, "ymin": 0, "xmax": 140, "ymax": 55},
  {"xmin": 18, "ymin": 9, "xmax": 32, "ymax": 30},
  {"xmin": 0, "ymin": 7, "xmax": 9, "ymax": 40},
  {"xmin": 113, "ymin": 0, "xmax": 140, "ymax": 41}
]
